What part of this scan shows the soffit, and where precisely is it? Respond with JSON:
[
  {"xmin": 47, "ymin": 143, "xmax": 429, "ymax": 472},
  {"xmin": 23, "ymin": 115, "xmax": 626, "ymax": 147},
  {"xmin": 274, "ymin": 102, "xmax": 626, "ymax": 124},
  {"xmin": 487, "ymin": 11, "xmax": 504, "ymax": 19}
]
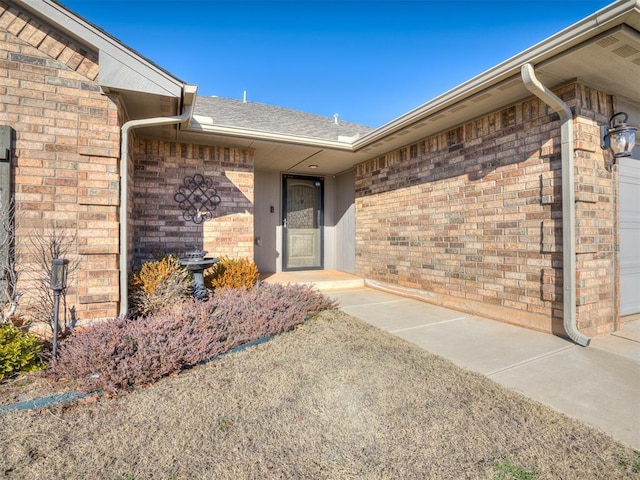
[
  {"xmin": 355, "ymin": 23, "xmax": 640, "ymax": 158},
  {"xmin": 538, "ymin": 25, "xmax": 640, "ymax": 102},
  {"xmin": 164, "ymin": 129, "xmax": 373, "ymax": 176},
  {"xmin": 118, "ymin": 90, "xmax": 181, "ymax": 135}
]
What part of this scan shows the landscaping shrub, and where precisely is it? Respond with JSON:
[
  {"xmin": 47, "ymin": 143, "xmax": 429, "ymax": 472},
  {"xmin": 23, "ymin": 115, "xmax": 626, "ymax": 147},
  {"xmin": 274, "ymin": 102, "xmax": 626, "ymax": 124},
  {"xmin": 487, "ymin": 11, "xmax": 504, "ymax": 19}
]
[
  {"xmin": 47, "ymin": 282, "xmax": 336, "ymax": 392},
  {"xmin": 205, "ymin": 256, "xmax": 259, "ymax": 291},
  {"xmin": 0, "ymin": 323, "xmax": 45, "ymax": 379},
  {"xmin": 129, "ymin": 255, "xmax": 192, "ymax": 317}
]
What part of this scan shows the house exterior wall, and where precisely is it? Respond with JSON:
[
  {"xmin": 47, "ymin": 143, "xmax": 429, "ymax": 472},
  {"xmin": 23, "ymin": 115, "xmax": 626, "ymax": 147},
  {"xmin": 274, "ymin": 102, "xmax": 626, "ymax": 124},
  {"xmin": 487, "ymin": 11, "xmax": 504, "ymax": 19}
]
[
  {"xmin": 132, "ymin": 139, "xmax": 254, "ymax": 266},
  {"xmin": 321, "ymin": 175, "xmax": 337, "ymax": 271},
  {"xmin": 0, "ymin": 1, "xmax": 121, "ymax": 321},
  {"xmin": 355, "ymin": 83, "xmax": 617, "ymax": 337},
  {"xmin": 254, "ymin": 170, "xmax": 280, "ymax": 273}
]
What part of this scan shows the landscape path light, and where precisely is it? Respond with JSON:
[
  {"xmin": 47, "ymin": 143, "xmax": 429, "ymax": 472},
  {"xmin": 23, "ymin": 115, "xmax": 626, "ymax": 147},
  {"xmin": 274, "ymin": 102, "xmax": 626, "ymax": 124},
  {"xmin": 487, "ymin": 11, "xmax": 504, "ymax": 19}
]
[
  {"xmin": 50, "ymin": 258, "xmax": 69, "ymax": 358},
  {"xmin": 601, "ymin": 112, "xmax": 637, "ymax": 158}
]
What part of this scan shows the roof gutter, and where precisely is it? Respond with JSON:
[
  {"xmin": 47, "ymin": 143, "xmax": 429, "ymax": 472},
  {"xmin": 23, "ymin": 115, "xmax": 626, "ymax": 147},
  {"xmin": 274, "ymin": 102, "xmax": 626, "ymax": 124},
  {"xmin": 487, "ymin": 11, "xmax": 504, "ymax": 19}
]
[
  {"xmin": 521, "ymin": 63, "xmax": 590, "ymax": 347},
  {"xmin": 353, "ymin": 0, "xmax": 638, "ymax": 152},
  {"xmin": 118, "ymin": 85, "xmax": 198, "ymax": 317},
  {"xmin": 189, "ymin": 116, "xmax": 358, "ymax": 151}
]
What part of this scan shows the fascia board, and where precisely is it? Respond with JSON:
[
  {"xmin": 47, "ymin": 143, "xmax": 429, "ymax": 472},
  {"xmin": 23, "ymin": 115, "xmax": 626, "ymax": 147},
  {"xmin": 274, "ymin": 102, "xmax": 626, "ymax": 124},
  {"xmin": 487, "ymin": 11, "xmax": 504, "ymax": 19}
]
[
  {"xmin": 189, "ymin": 116, "xmax": 356, "ymax": 151},
  {"xmin": 15, "ymin": 0, "xmax": 184, "ymax": 97},
  {"xmin": 353, "ymin": 0, "xmax": 640, "ymax": 151}
]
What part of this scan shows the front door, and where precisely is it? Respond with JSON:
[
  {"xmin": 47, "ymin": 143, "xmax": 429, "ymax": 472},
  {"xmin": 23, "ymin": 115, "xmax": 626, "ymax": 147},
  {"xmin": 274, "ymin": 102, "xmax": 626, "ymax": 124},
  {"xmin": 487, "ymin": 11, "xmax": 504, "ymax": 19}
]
[{"xmin": 283, "ymin": 175, "xmax": 323, "ymax": 270}]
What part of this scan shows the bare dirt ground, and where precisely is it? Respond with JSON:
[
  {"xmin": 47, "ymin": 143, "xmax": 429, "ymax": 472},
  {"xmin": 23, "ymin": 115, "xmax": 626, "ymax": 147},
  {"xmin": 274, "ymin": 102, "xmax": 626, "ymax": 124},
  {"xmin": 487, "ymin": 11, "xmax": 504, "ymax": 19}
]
[
  {"xmin": 1, "ymin": 310, "xmax": 639, "ymax": 479},
  {"xmin": 0, "ymin": 373, "xmax": 78, "ymax": 407}
]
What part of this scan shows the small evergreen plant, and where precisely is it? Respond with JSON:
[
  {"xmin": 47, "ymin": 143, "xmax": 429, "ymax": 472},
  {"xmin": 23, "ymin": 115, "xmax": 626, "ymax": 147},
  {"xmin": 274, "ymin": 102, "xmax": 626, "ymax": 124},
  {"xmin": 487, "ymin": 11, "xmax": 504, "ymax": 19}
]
[{"xmin": 0, "ymin": 323, "xmax": 45, "ymax": 379}]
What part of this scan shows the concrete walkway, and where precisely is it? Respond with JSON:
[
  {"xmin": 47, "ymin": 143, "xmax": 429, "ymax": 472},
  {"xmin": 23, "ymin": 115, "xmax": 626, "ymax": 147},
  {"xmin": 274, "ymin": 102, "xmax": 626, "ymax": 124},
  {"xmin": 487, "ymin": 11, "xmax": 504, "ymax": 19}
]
[{"xmin": 328, "ymin": 287, "xmax": 640, "ymax": 450}]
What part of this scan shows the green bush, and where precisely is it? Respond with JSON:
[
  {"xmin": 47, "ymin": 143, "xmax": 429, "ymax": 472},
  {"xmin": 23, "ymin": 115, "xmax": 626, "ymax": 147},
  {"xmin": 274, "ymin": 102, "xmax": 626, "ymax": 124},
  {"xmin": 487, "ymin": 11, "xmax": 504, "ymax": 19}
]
[
  {"xmin": 205, "ymin": 256, "xmax": 259, "ymax": 291},
  {"xmin": 0, "ymin": 324, "xmax": 45, "ymax": 379}
]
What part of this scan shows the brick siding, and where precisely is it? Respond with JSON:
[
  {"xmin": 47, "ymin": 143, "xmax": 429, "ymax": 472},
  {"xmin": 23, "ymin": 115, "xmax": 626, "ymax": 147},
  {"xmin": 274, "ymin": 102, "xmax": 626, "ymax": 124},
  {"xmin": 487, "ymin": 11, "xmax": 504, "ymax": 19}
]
[
  {"xmin": 132, "ymin": 139, "xmax": 254, "ymax": 265},
  {"xmin": 355, "ymin": 83, "xmax": 617, "ymax": 336},
  {"xmin": 1, "ymin": 1, "xmax": 120, "ymax": 321},
  {"xmin": 1, "ymin": 0, "xmax": 621, "ymax": 336},
  {"xmin": 572, "ymin": 86, "xmax": 618, "ymax": 335}
]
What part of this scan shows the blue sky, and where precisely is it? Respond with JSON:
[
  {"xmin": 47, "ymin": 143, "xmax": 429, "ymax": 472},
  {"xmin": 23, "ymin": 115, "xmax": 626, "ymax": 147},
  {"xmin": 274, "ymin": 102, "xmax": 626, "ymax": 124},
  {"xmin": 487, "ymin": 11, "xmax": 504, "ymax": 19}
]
[{"xmin": 61, "ymin": 0, "xmax": 611, "ymax": 127}]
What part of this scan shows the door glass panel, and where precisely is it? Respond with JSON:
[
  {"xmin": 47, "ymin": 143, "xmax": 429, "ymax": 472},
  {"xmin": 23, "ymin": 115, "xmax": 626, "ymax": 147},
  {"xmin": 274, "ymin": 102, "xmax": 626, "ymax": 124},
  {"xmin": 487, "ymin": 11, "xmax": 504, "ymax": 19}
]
[{"xmin": 284, "ymin": 176, "xmax": 323, "ymax": 270}]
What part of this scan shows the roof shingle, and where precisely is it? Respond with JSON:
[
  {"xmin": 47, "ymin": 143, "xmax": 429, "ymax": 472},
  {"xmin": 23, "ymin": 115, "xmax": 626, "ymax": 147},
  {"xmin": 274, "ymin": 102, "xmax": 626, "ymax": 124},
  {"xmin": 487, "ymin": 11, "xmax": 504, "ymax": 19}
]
[{"xmin": 194, "ymin": 96, "xmax": 373, "ymax": 143}]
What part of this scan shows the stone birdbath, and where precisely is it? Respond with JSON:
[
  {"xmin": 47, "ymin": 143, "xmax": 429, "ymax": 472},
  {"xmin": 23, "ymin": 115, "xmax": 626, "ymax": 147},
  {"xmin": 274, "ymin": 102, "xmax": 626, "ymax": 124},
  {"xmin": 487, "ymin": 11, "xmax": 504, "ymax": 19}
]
[{"xmin": 179, "ymin": 250, "xmax": 219, "ymax": 299}]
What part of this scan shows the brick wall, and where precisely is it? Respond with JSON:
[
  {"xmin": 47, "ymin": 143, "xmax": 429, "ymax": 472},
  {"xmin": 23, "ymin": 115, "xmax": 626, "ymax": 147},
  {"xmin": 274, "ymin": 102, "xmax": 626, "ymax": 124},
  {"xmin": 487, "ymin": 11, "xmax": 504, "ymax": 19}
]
[
  {"xmin": 132, "ymin": 139, "xmax": 254, "ymax": 265},
  {"xmin": 355, "ymin": 83, "xmax": 617, "ymax": 336},
  {"xmin": 572, "ymin": 85, "xmax": 617, "ymax": 335},
  {"xmin": 0, "ymin": 1, "xmax": 121, "ymax": 321}
]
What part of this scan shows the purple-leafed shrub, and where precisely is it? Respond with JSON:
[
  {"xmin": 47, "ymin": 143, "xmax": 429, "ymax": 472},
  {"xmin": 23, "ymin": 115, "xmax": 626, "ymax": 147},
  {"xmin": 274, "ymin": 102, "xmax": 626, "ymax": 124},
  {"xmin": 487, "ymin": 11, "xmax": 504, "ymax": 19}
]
[{"xmin": 46, "ymin": 282, "xmax": 336, "ymax": 392}]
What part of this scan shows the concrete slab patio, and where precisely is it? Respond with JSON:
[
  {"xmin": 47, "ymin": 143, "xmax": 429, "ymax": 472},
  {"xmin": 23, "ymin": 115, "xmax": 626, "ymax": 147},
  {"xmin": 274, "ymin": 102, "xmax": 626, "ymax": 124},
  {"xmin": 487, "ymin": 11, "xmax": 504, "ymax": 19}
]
[
  {"xmin": 262, "ymin": 270, "xmax": 365, "ymax": 291},
  {"xmin": 328, "ymin": 287, "xmax": 640, "ymax": 451}
]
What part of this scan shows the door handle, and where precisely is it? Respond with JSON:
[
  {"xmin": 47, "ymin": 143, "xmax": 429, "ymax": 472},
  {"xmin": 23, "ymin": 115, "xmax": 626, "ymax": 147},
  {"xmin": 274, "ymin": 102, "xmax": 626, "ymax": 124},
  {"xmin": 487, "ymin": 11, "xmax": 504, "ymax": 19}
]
[{"xmin": 283, "ymin": 218, "xmax": 287, "ymax": 229}]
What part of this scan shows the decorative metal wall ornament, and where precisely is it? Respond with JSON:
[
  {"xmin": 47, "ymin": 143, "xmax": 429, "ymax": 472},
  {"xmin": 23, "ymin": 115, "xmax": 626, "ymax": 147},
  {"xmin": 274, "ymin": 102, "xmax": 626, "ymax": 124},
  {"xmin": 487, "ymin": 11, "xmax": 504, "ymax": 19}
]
[{"xmin": 174, "ymin": 174, "xmax": 221, "ymax": 224}]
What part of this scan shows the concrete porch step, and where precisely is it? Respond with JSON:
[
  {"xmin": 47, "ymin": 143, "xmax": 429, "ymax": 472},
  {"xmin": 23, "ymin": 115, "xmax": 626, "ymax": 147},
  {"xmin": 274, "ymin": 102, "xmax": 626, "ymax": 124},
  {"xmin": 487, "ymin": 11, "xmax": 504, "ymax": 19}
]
[{"xmin": 260, "ymin": 270, "xmax": 364, "ymax": 291}]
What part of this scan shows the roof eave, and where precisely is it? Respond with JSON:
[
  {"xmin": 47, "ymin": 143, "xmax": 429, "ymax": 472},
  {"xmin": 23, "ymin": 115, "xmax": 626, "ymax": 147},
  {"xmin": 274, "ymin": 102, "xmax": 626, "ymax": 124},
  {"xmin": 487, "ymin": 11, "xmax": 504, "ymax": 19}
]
[
  {"xmin": 353, "ymin": 0, "xmax": 640, "ymax": 151},
  {"xmin": 188, "ymin": 116, "xmax": 357, "ymax": 151}
]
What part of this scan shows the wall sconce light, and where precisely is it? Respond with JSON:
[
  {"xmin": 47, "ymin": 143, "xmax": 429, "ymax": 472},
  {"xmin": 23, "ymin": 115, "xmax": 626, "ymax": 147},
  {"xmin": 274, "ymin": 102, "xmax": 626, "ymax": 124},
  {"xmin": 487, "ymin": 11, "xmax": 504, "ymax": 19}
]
[
  {"xmin": 601, "ymin": 112, "xmax": 637, "ymax": 158},
  {"xmin": 50, "ymin": 258, "xmax": 69, "ymax": 357}
]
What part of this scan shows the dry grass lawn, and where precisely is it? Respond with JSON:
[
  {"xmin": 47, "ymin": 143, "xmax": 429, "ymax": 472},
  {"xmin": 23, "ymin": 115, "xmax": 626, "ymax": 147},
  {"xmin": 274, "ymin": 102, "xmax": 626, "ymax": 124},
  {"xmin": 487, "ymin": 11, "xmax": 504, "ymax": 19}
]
[{"xmin": 1, "ymin": 310, "xmax": 639, "ymax": 479}]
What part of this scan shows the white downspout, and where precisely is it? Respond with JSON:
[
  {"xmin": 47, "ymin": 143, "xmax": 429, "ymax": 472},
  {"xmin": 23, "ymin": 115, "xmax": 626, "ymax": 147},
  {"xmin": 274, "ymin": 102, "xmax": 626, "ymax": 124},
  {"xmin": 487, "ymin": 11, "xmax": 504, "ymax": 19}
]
[
  {"xmin": 521, "ymin": 64, "xmax": 590, "ymax": 346},
  {"xmin": 118, "ymin": 85, "xmax": 197, "ymax": 316}
]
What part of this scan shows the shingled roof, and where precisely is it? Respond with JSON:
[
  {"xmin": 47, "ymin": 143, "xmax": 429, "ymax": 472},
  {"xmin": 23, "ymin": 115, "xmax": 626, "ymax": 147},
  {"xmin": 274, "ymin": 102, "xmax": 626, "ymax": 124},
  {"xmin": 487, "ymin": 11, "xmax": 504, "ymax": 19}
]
[{"xmin": 194, "ymin": 96, "xmax": 374, "ymax": 143}]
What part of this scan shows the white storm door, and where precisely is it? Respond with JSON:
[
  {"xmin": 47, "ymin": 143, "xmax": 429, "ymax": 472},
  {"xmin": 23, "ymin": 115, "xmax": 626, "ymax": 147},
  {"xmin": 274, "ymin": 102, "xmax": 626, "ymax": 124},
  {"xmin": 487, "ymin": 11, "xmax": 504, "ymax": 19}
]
[{"xmin": 283, "ymin": 175, "xmax": 323, "ymax": 270}]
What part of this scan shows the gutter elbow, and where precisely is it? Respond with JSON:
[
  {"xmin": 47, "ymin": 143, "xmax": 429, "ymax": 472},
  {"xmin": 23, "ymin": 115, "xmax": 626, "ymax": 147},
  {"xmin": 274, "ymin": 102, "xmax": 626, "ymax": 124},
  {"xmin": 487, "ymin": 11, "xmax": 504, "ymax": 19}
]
[
  {"xmin": 118, "ymin": 85, "xmax": 198, "ymax": 317},
  {"xmin": 520, "ymin": 63, "xmax": 590, "ymax": 347}
]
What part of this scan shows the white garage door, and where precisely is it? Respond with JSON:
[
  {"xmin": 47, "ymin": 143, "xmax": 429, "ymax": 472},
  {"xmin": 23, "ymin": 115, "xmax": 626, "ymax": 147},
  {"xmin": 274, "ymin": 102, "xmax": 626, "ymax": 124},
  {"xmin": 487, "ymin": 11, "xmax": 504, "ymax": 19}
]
[{"xmin": 619, "ymin": 157, "xmax": 640, "ymax": 316}]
